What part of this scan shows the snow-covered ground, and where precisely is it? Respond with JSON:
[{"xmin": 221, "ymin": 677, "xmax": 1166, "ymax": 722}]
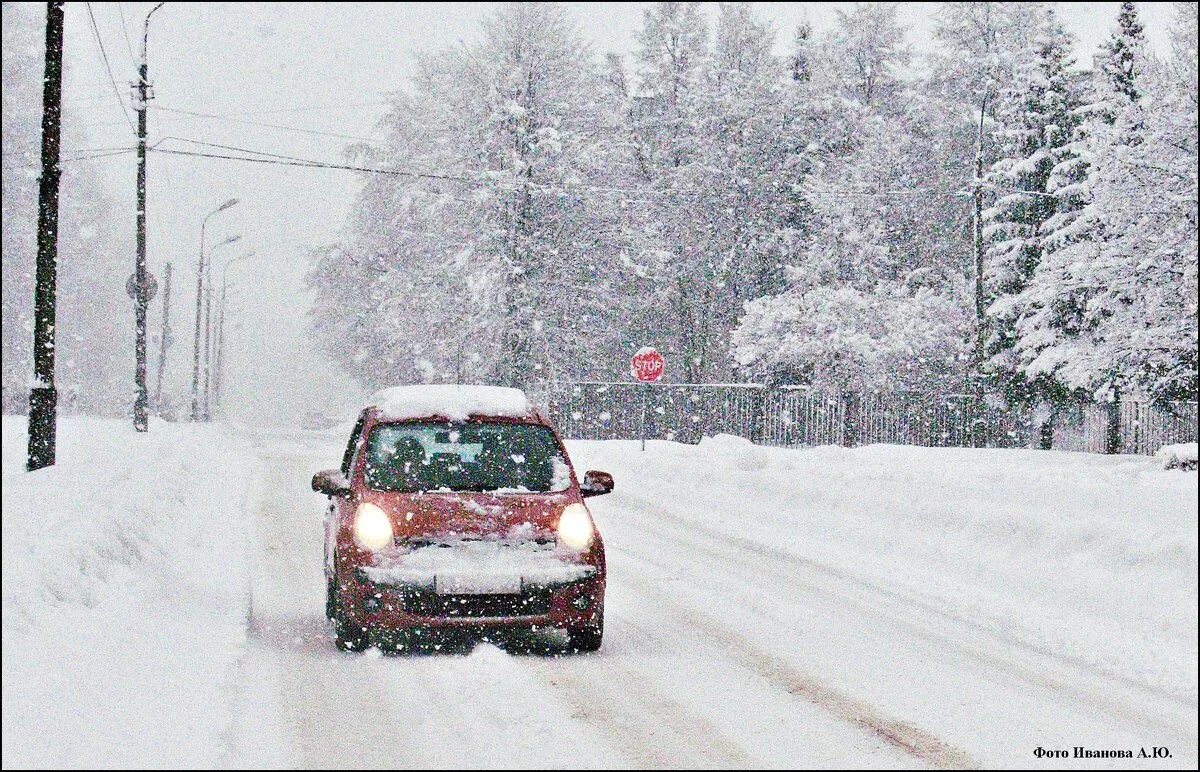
[
  {"xmin": 2, "ymin": 417, "xmax": 253, "ymax": 767},
  {"xmin": 588, "ymin": 434, "xmax": 1200, "ymax": 702},
  {"xmin": 3, "ymin": 417, "xmax": 1197, "ymax": 768}
]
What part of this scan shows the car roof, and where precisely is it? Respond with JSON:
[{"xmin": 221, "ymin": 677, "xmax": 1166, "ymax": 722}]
[{"xmin": 364, "ymin": 384, "xmax": 546, "ymax": 423}]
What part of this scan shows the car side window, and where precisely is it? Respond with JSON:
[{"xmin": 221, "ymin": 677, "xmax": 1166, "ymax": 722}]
[{"xmin": 341, "ymin": 412, "xmax": 368, "ymax": 477}]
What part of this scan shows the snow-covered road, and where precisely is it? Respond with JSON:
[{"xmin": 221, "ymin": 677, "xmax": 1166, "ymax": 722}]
[{"xmin": 227, "ymin": 432, "xmax": 1197, "ymax": 769}]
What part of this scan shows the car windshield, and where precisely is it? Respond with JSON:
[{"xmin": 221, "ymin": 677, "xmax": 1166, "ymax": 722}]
[{"xmin": 363, "ymin": 421, "xmax": 570, "ymax": 493}]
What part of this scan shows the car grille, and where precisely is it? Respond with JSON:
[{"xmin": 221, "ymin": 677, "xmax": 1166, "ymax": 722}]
[{"xmin": 402, "ymin": 588, "xmax": 552, "ymax": 618}]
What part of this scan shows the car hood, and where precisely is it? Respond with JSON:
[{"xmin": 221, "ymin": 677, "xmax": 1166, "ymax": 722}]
[{"xmin": 358, "ymin": 489, "xmax": 576, "ymax": 541}]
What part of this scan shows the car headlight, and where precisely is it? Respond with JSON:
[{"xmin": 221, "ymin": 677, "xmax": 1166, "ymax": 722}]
[
  {"xmin": 557, "ymin": 503, "xmax": 594, "ymax": 551},
  {"xmin": 353, "ymin": 502, "xmax": 393, "ymax": 551}
]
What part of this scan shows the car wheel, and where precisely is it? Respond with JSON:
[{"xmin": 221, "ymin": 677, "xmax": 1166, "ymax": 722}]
[
  {"xmin": 566, "ymin": 615, "xmax": 603, "ymax": 653},
  {"xmin": 329, "ymin": 580, "xmax": 370, "ymax": 652},
  {"xmin": 333, "ymin": 613, "xmax": 370, "ymax": 652},
  {"xmin": 383, "ymin": 627, "xmax": 416, "ymax": 654}
]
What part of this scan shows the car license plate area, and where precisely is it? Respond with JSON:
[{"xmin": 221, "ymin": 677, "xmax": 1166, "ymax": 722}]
[
  {"xmin": 434, "ymin": 574, "xmax": 521, "ymax": 594},
  {"xmin": 402, "ymin": 587, "xmax": 552, "ymax": 618}
]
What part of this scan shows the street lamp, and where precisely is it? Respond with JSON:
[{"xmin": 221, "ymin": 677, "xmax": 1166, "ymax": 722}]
[
  {"xmin": 203, "ymin": 234, "xmax": 240, "ymax": 420},
  {"xmin": 213, "ymin": 251, "xmax": 255, "ymax": 417},
  {"xmin": 191, "ymin": 198, "xmax": 238, "ymax": 421}
]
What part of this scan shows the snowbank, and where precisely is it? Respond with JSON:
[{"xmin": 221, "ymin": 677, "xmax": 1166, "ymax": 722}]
[
  {"xmin": 1157, "ymin": 441, "xmax": 1198, "ymax": 470},
  {"xmin": 2, "ymin": 417, "xmax": 254, "ymax": 767},
  {"xmin": 569, "ymin": 437, "xmax": 1199, "ymax": 701},
  {"xmin": 368, "ymin": 384, "xmax": 533, "ymax": 421}
]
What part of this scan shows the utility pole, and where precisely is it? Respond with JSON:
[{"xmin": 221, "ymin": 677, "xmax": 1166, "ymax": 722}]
[
  {"xmin": 153, "ymin": 262, "xmax": 173, "ymax": 413},
  {"xmin": 133, "ymin": 37, "xmax": 150, "ymax": 432},
  {"xmin": 27, "ymin": 1, "xmax": 64, "ymax": 471},
  {"xmin": 131, "ymin": 3, "xmax": 165, "ymax": 431}
]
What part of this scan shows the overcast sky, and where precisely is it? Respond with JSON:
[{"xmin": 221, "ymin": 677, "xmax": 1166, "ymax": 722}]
[{"xmin": 51, "ymin": 2, "xmax": 1176, "ymax": 426}]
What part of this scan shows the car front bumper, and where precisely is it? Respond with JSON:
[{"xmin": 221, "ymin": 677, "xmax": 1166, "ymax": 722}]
[{"xmin": 338, "ymin": 570, "xmax": 604, "ymax": 631}]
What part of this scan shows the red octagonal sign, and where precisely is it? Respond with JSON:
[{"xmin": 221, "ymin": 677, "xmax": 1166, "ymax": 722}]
[{"xmin": 631, "ymin": 347, "xmax": 665, "ymax": 383}]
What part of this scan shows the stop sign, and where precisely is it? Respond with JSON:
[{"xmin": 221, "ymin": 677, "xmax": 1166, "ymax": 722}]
[{"xmin": 631, "ymin": 347, "xmax": 665, "ymax": 383}]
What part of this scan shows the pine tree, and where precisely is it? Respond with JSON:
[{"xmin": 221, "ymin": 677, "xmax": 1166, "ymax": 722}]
[
  {"xmin": 1007, "ymin": 2, "xmax": 1196, "ymax": 401},
  {"xmin": 628, "ymin": 2, "xmax": 716, "ymax": 383},
  {"xmin": 1100, "ymin": 1, "xmax": 1146, "ymax": 105},
  {"xmin": 790, "ymin": 21, "xmax": 813, "ymax": 83},
  {"xmin": 1050, "ymin": 0, "xmax": 1145, "ymax": 250},
  {"xmin": 979, "ymin": 9, "xmax": 1078, "ymax": 403}
]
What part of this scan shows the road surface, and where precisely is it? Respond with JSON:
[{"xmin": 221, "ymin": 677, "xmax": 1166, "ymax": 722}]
[{"xmin": 227, "ymin": 431, "xmax": 1197, "ymax": 769}]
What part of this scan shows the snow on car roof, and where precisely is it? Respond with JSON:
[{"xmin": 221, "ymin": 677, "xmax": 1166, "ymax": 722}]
[{"xmin": 367, "ymin": 384, "xmax": 535, "ymax": 421}]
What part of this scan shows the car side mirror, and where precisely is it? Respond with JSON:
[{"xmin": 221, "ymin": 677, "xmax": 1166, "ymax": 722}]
[
  {"xmin": 580, "ymin": 470, "xmax": 614, "ymax": 498},
  {"xmin": 312, "ymin": 469, "xmax": 351, "ymax": 497}
]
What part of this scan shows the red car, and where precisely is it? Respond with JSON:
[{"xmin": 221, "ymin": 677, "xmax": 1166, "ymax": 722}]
[{"xmin": 313, "ymin": 385, "xmax": 612, "ymax": 653}]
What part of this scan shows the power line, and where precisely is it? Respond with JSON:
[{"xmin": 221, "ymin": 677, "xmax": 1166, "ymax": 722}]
[
  {"xmin": 145, "ymin": 137, "xmax": 1062, "ymax": 204},
  {"xmin": 116, "ymin": 3, "xmax": 138, "ymax": 69},
  {"xmin": 2, "ymin": 144, "xmax": 135, "ymax": 158},
  {"xmin": 150, "ymin": 105, "xmax": 385, "ymax": 144},
  {"xmin": 77, "ymin": 98, "xmax": 395, "ymax": 131},
  {"xmin": 149, "ymin": 141, "xmax": 661, "ymax": 199},
  {"xmin": 4, "ymin": 148, "xmax": 137, "ymax": 169},
  {"xmin": 84, "ymin": 2, "xmax": 136, "ymax": 135},
  {"xmin": 148, "ymin": 145, "xmax": 472, "ymax": 181},
  {"xmin": 65, "ymin": 148, "xmax": 138, "ymax": 163},
  {"xmin": 157, "ymin": 99, "xmax": 394, "ymax": 118}
]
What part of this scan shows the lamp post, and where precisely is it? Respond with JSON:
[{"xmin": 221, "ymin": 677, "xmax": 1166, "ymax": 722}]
[
  {"xmin": 213, "ymin": 285, "xmax": 235, "ymax": 418},
  {"xmin": 211, "ymin": 251, "xmax": 254, "ymax": 419},
  {"xmin": 191, "ymin": 199, "xmax": 237, "ymax": 421},
  {"xmin": 202, "ymin": 234, "xmax": 240, "ymax": 420}
]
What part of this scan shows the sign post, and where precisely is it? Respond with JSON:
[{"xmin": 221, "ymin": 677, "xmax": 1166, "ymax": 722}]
[{"xmin": 631, "ymin": 347, "xmax": 665, "ymax": 452}]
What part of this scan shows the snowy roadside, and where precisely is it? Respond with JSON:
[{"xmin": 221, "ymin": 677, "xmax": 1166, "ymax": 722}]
[
  {"xmin": 2, "ymin": 416, "xmax": 255, "ymax": 768},
  {"xmin": 569, "ymin": 436, "xmax": 1200, "ymax": 702}
]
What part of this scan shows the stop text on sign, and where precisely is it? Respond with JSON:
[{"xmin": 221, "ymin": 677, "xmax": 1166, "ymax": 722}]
[{"xmin": 631, "ymin": 347, "xmax": 665, "ymax": 383}]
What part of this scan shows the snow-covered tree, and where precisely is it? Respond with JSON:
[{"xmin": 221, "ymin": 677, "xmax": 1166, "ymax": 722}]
[
  {"xmin": 306, "ymin": 1, "xmax": 1196, "ymax": 404},
  {"xmin": 732, "ymin": 272, "xmax": 972, "ymax": 391},
  {"xmin": 978, "ymin": 9, "xmax": 1079, "ymax": 402},
  {"xmin": 309, "ymin": 3, "xmax": 633, "ymax": 390},
  {"xmin": 825, "ymin": 2, "xmax": 912, "ymax": 112},
  {"xmin": 732, "ymin": 4, "xmax": 973, "ymax": 392},
  {"xmin": 928, "ymin": 2, "xmax": 1046, "ymax": 352},
  {"xmin": 626, "ymin": 1, "xmax": 720, "ymax": 383},
  {"xmin": 1005, "ymin": 2, "xmax": 1198, "ymax": 401}
]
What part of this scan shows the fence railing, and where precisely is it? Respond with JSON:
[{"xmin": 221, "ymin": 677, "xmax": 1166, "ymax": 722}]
[{"xmin": 538, "ymin": 382, "xmax": 1198, "ymax": 456}]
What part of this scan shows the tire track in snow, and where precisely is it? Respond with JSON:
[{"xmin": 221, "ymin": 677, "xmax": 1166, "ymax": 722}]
[
  {"xmin": 614, "ymin": 488, "xmax": 1198, "ymax": 743},
  {"xmin": 524, "ymin": 655, "xmax": 758, "ymax": 769},
  {"xmin": 611, "ymin": 542, "xmax": 978, "ymax": 770},
  {"xmin": 246, "ymin": 448, "xmax": 428, "ymax": 769}
]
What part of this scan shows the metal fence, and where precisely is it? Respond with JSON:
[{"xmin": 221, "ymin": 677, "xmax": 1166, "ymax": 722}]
[{"xmin": 539, "ymin": 382, "xmax": 1198, "ymax": 455}]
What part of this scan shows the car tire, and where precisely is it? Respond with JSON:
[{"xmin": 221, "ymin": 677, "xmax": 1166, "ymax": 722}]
[
  {"xmin": 566, "ymin": 614, "xmax": 603, "ymax": 653},
  {"xmin": 328, "ymin": 579, "xmax": 370, "ymax": 652},
  {"xmin": 333, "ymin": 614, "xmax": 370, "ymax": 652}
]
